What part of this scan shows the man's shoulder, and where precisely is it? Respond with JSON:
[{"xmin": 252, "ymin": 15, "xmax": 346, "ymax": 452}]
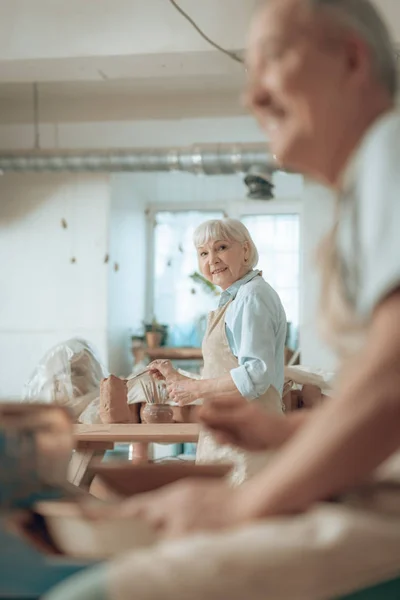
[{"xmin": 362, "ymin": 111, "xmax": 400, "ymax": 169}]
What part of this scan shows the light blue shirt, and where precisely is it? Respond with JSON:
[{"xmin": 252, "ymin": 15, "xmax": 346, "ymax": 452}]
[{"xmin": 220, "ymin": 270, "xmax": 287, "ymax": 398}]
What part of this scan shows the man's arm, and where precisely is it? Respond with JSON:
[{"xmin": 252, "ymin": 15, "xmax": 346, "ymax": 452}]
[
  {"xmin": 199, "ymin": 395, "xmax": 309, "ymax": 450},
  {"xmin": 237, "ymin": 290, "xmax": 400, "ymax": 519}
]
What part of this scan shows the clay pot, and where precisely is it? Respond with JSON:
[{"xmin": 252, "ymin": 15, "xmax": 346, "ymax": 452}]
[
  {"xmin": 141, "ymin": 404, "xmax": 173, "ymax": 424},
  {"xmin": 145, "ymin": 331, "xmax": 162, "ymax": 348}
]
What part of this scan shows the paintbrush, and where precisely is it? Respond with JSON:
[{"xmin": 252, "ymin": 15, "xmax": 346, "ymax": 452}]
[{"xmin": 127, "ymin": 368, "xmax": 149, "ymax": 383}]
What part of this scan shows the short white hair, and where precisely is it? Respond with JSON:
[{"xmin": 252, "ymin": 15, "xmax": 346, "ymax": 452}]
[
  {"xmin": 310, "ymin": 0, "xmax": 397, "ymax": 97},
  {"xmin": 193, "ymin": 218, "xmax": 259, "ymax": 269}
]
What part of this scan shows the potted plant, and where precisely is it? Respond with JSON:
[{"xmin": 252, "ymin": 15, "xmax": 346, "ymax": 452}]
[{"xmin": 144, "ymin": 318, "xmax": 167, "ymax": 348}]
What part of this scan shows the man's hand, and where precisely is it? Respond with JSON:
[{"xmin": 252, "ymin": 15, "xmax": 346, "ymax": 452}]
[
  {"xmin": 199, "ymin": 396, "xmax": 306, "ymax": 451},
  {"xmin": 88, "ymin": 479, "xmax": 247, "ymax": 538}
]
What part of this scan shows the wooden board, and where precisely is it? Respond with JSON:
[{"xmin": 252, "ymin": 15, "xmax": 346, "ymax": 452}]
[
  {"xmin": 92, "ymin": 462, "xmax": 232, "ymax": 496},
  {"xmin": 73, "ymin": 423, "xmax": 200, "ymax": 445}
]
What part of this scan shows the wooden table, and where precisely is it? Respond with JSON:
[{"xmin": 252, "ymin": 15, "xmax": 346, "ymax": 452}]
[{"xmin": 70, "ymin": 424, "xmax": 200, "ymax": 488}]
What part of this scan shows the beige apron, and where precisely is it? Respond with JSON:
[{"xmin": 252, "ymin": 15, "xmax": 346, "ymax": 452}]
[{"xmin": 195, "ymin": 300, "xmax": 284, "ymax": 486}]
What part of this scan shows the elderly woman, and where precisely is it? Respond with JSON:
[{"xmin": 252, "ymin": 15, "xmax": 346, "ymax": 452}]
[{"xmin": 149, "ymin": 218, "xmax": 286, "ymax": 485}]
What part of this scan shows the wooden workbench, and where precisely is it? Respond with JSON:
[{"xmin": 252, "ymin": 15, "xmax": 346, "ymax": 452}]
[{"xmin": 70, "ymin": 424, "xmax": 200, "ymax": 488}]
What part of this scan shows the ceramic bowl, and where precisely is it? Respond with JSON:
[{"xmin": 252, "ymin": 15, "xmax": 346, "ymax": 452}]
[{"xmin": 35, "ymin": 500, "xmax": 158, "ymax": 559}]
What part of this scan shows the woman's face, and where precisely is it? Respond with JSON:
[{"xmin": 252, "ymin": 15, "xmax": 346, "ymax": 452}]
[{"xmin": 197, "ymin": 238, "xmax": 250, "ymax": 290}]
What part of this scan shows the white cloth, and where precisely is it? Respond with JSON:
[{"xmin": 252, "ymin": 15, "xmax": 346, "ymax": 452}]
[{"xmin": 338, "ymin": 110, "xmax": 400, "ymax": 319}]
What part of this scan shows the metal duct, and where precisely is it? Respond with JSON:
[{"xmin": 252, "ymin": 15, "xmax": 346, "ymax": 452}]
[{"xmin": 0, "ymin": 143, "xmax": 273, "ymax": 175}]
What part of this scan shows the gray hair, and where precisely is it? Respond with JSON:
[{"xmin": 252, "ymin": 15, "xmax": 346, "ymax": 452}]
[
  {"xmin": 309, "ymin": 0, "xmax": 397, "ymax": 97},
  {"xmin": 193, "ymin": 218, "xmax": 259, "ymax": 269}
]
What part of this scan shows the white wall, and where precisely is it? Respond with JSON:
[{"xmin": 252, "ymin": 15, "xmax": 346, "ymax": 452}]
[
  {"xmin": 107, "ymin": 174, "xmax": 147, "ymax": 376},
  {"xmin": 0, "ymin": 172, "xmax": 110, "ymax": 397}
]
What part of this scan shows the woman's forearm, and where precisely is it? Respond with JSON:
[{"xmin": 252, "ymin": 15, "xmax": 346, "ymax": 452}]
[
  {"xmin": 166, "ymin": 372, "xmax": 247, "ymax": 406},
  {"xmin": 197, "ymin": 373, "xmax": 246, "ymax": 402}
]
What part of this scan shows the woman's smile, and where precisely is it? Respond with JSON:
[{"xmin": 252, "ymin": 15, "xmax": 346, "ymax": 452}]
[{"xmin": 212, "ymin": 267, "xmax": 228, "ymax": 275}]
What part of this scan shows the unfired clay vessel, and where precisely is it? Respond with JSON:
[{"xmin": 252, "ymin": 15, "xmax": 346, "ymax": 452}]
[{"xmin": 99, "ymin": 375, "xmax": 131, "ymax": 424}]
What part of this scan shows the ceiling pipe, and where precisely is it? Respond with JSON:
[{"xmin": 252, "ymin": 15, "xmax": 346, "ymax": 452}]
[{"xmin": 0, "ymin": 143, "xmax": 275, "ymax": 175}]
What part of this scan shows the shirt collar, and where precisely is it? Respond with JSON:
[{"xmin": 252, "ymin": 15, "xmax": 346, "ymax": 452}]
[
  {"xmin": 219, "ymin": 269, "xmax": 261, "ymax": 307},
  {"xmin": 338, "ymin": 109, "xmax": 397, "ymax": 194}
]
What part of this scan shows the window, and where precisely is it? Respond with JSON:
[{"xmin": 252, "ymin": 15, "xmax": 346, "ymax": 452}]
[
  {"xmin": 241, "ymin": 214, "xmax": 300, "ymax": 347},
  {"xmin": 152, "ymin": 210, "xmax": 224, "ymax": 346}
]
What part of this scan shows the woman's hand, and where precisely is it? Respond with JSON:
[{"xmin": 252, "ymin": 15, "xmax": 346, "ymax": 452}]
[
  {"xmin": 88, "ymin": 479, "xmax": 248, "ymax": 538},
  {"xmin": 148, "ymin": 360, "xmax": 184, "ymax": 382},
  {"xmin": 199, "ymin": 396, "xmax": 305, "ymax": 451},
  {"xmin": 148, "ymin": 360, "xmax": 200, "ymax": 405},
  {"xmin": 167, "ymin": 379, "xmax": 200, "ymax": 405}
]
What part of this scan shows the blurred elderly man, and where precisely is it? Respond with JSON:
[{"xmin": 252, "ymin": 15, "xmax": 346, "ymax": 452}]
[{"xmin": 46, "ymin": 2, "xmax": 400, "ymax": 599}]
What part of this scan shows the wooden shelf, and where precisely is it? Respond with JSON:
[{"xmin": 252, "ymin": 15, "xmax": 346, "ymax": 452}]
[
  {"xmin": 146, "ymin": 347, "xmax": 202, "ymax": 360},
  {"xmin": 74, "ymin": 423, "xmax": 200, "ymax": 445},
  {"xmin": 132, "ymin": 346, "xmax": 203, "ymax": 361}
]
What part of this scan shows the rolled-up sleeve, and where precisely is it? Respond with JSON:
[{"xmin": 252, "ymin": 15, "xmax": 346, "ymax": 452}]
[{"xmin": 229, "ymin": 293, "xmax": 278, "ymax": 400}]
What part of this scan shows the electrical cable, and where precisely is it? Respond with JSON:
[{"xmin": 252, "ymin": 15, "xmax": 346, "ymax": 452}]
[{"xmin": 167, "ymin": 0, "xmax": 244, "ymax": 64}]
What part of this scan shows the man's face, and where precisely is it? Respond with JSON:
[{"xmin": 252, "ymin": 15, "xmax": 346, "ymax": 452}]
[{"xmin": 245, "ymin": 0, "xmax": 357, "ymax": 180}]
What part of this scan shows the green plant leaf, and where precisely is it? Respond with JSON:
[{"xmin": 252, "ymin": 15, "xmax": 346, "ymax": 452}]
[{"xmin": 189, "ymin": 271, "xmax": 220, "ymax": 297}]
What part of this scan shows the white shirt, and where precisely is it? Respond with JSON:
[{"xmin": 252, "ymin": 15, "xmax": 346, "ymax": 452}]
[
  {"xmin": 338, "ymin": 110, "xmax": 400, "ymax": 319},
  {"xmin": 219, "ymin": 270, "xmax": 287, "ymax": 398}
]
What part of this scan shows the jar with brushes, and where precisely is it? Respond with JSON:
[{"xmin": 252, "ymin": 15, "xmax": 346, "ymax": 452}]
[{"xmin": 139, "ymin": 379, "xmax": 173, "ymax": 424}]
